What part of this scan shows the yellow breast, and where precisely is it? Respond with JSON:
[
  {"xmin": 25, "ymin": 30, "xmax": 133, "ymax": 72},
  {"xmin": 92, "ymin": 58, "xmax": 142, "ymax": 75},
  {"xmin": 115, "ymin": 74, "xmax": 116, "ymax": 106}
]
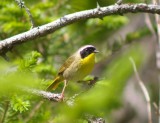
[
  {"xmin": 73, "ymin": 53, "xmax": 95, "ymax": 81},
  {"xmin": 80, "ymin": 53, "xmax": 95, "ymax": 73},
  {"xmin": 63, "ymin": 53, "xmax": 95, "ymax": 81}
]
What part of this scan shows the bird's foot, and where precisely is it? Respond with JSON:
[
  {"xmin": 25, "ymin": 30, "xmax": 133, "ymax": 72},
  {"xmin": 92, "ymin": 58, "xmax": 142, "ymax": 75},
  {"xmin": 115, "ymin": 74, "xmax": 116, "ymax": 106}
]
[
  {"xmin": 57, "ymin": 93, "xmax": 64, "ymax": 102},
  {"xmin": 61, "ymin": 93, "xmax": 64, "ymax": 99}
]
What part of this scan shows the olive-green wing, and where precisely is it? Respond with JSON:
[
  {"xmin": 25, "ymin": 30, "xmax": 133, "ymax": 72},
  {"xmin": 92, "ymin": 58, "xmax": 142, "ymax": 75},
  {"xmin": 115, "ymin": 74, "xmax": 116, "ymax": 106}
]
[{"xmin": 58, "ymin": 55, "xmax": 75, "ymax": 75}]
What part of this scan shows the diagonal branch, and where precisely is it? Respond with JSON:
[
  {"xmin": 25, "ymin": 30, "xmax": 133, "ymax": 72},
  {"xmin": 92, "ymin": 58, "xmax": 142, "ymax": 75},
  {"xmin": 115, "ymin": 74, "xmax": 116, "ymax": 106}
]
[
  {"xmin": 153, "ymin": 102, "xmax": 159, "ymax": 116},
  {"xmin": 0, "ymin": 3, "xmax": 160, "ymax": 54}
]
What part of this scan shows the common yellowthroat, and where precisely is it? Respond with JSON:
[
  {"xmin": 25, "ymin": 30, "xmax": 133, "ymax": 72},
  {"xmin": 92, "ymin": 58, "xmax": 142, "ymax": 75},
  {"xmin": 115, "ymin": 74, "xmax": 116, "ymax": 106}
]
[{"xmin": 46, "ymin": 45, "xmax": 99, "ymax": 98}]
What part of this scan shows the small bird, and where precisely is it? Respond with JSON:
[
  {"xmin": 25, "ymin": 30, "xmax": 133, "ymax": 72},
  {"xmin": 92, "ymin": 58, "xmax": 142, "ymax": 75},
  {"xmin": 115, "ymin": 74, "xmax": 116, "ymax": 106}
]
[{"xmin": 46, "ymin": 45, "xmax": 99, "ymax": 98}]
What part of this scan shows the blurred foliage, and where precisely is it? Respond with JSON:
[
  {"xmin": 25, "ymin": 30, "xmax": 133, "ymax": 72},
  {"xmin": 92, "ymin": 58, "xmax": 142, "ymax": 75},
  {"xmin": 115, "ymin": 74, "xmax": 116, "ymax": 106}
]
[
  {"xmin": 11, "ymin": 95, "xmax": 30, "ymax": 113},
  {"xmin": 0, "ymin": 0, "xmax": 156, "ymax": 123},
  {"xmin": 126, "ymin": 27, "xmax": 151, "ymax": 43},
  {"xmin": 0, "ymin": 44, "xmax": 144, "ymax": 123}
]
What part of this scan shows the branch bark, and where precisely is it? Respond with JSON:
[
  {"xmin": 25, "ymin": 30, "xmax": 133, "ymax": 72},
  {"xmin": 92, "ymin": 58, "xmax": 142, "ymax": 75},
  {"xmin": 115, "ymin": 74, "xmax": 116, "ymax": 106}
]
[
  {"xmin": 21, "ymin": 87, "xmax": 62, "ymax": 102},
  {"xmin": 0, "ymin": 3, "xmax": 160, "ymax": 54}
]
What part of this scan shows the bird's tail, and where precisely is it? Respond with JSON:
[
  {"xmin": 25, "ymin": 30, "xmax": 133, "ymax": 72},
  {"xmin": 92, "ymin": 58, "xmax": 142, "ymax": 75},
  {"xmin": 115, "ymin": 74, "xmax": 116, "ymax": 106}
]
[{"xmin": 46, "ymin": 76, "xmax": 63, "ymax": 91}]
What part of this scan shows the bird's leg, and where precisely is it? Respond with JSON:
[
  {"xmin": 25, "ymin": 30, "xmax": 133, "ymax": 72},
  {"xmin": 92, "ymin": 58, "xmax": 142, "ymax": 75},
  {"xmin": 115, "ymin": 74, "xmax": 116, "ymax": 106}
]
[{"xmin": 60, "ymin": 80, "xmax": 67, "ymax": 100}]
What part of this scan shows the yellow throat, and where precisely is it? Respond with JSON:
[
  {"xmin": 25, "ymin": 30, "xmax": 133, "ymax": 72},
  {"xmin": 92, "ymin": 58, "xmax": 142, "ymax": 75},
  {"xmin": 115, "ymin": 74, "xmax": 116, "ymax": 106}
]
[{"xmin": 78, "ymin": 53, "xmax": 95, "ymax": 80}]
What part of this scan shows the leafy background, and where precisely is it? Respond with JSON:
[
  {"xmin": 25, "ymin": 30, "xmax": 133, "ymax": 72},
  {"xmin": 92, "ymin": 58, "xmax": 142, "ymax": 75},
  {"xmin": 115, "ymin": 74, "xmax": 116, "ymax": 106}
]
[{"xmin": 0, "ymin": 0, "xmax": 158, "ymax": 123}]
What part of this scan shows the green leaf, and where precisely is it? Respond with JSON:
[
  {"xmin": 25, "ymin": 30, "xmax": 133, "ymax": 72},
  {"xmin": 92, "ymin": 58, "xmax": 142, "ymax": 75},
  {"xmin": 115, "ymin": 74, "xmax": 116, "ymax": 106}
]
[
  {"xmin": 18, "ymin": 51, "xmax": 42, "ymax": 71},
  {"xmin": 11, "ymin": 95, "xmax": 30, "ymax": 113}
]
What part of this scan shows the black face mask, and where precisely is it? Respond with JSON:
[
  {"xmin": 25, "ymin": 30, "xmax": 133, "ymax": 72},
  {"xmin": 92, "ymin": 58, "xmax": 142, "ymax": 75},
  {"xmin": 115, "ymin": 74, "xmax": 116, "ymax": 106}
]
[{"xmin": 80, "ymin": 47, "xmax": 96, "ymax": 59}]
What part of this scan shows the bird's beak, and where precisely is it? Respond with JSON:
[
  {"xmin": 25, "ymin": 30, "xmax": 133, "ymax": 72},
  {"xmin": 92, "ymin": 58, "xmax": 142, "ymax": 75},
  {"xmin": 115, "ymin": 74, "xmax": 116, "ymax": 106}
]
[{"xmin": 94, "ymin": 50, "xmax": 99, "ymax": 53}]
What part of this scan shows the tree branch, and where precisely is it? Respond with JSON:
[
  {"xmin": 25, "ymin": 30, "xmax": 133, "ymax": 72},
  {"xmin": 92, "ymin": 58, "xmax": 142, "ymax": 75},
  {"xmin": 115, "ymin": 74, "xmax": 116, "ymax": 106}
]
[
  {"xmin": 0, "ymin": 3, "xmax": 160, "ymax": 54},
  {"xmin": 21, "ymin": 87, "xmax": 62, "ymax": 102}
]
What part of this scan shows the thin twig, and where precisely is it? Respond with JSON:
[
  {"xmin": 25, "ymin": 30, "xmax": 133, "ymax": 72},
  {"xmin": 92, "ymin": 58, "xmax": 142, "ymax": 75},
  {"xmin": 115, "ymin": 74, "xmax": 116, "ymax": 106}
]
[
  {"xmin": 145, "ymin": 13, "xmax": 156, "ymax": 37},
  {"xmin": 23, "ymin": 4, "xmax": 35, "ymax": 29},
  {"xmin": 15, "ymin": 0, "xmax": 35, "ymax": 28},
  {"xmin": 129, "ymin": 57, "xmax": 152, "ymax": 123},
  {"xmin": 1, "ymin": 53, "xmax": 10, "ymax": 62},
  {"xmin": 152, "ymin": 2, "xmax": 160, "ymax": 121},
  {"xmin": 116, "ymin": 0, "xmax": 123, "ymax": 5},
  {"xmin": 1, "ymin": 3, "xmax": 160, "ymax": 54},
  {"xmin": 153, "ymin": 102, "xmax": 159, "ymax": 116},
  {"xmin": 152, "ymin": 0, "xmax": 160, "ymax": 68},
  {"xmin": 1, "ymin": 101, "xmax": 9, "ymax": 123}
]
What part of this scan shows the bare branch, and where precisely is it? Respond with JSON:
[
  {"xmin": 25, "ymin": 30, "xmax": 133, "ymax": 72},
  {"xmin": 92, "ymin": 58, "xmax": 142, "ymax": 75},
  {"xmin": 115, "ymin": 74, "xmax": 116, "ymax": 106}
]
[
  {"xmin": 145, "ymin": 14, "xmax": 156, "ymax": 36},
  {"xmin": 20, "ymin": 87, "xmax": 62, "ymax": 102},
  {"xmin": 23, "ymin": 4, "xmax": 35, "ymax": 28},
  {"xmin": 152, "ymin": 0, "xmax": 160, "ymax": 71},
  {"xmin": 15, "ymin": 0, "xmax": 35, "ymax": 28},
  {"xmin": 116, "ymin": 0, "xmax": 123, "ymax": 5},
  {"xmin": 153, "ymin": 102, "xmax": 159, "ymax": 116},
  {"xmin": 0, "ymin": 3, "xmax": 160, "ymax": 54},
  {"xmin": 129, "ymin": 57, "xmax": 152, "ymax": 123}
]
